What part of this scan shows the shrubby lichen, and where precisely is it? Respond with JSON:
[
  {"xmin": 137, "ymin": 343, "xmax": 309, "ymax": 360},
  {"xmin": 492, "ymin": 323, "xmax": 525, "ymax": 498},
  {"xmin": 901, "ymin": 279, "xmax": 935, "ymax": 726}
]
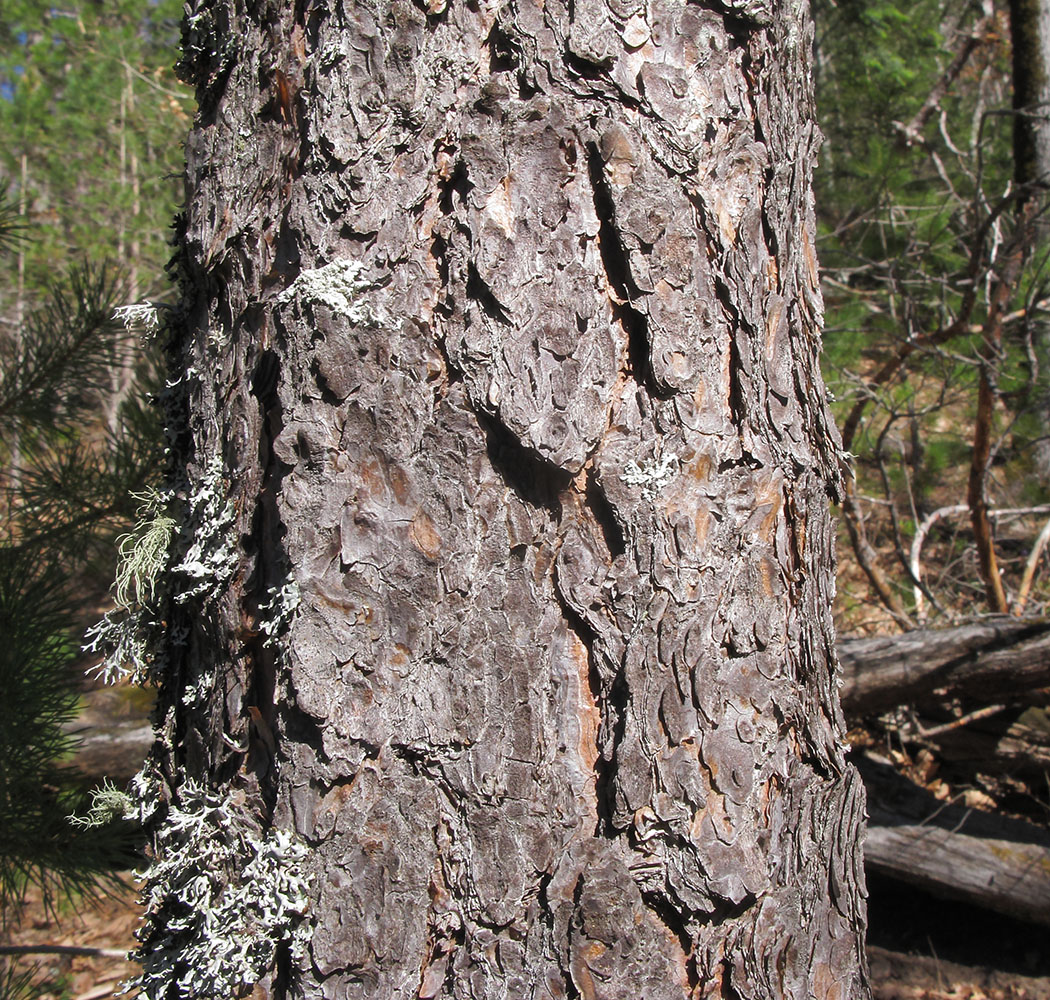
[
  {"xmin": 113, "ymin": 489, "xmax": 177, "ymax": 609},
  {"xmin": 113, "ymin": 302, "xmax": 163, "ymax": 339},
  {"xmin": 83, "ymin": 607, "xmax": 157, "ymax": 685},
  {"xmin": 132, "ymin": 781, "xmax": 313, "ymax": 1000},
  {"xmin": 83, "ymin": 457, "xmax": 236, "ymax": 687},
  {"xmin": 68, "ymin": 778, "xmax": 134, "ymax": 829}
]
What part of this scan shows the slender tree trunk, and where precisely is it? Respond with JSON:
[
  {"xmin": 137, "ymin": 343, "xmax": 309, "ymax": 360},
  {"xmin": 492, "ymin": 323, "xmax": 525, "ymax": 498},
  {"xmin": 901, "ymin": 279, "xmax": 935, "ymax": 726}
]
[
  {"xmin": 1010, "ymin": 0, "xmax": 1050, "ymax": 479},
  {"xmin": 107, "ymin": 64, "xmax": 140, "ymax": 435},
  {"xmin": 143, "ymin": 1, "xmax": 869, "ymax": 997},
  {"xmin": 9, "ymin": 151, "xmax": 27, "ymax": 488}
]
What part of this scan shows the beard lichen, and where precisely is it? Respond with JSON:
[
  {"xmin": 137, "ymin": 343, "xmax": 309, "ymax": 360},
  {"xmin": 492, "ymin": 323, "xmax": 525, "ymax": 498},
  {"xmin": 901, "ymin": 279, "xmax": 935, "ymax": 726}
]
[{"xmin": 83, "ymin": 457, "xmax": 236, "ymax": 688}]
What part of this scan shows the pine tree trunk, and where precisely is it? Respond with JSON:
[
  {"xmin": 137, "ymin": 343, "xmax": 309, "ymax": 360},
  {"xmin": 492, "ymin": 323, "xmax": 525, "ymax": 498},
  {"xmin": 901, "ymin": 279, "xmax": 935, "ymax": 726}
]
[
  {"xmin": 1010, "ymin": 0, "xmax": 1050, "ymax": 480},
  {"xmin": 147, "ymin": 1, "xmax": 870, "ymax": 997}
]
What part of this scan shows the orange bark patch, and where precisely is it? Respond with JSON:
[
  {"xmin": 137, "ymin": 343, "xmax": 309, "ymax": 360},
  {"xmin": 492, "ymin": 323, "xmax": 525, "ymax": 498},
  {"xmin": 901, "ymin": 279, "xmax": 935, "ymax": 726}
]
[
  {"xmin": 695, "ymin": 507, "xmax": 710, "ymax": 550},
  {"xmin": 389, "ymin": 464, "xmax": 411, "ymax": 505},
  {"xmin": 411, "ymin": 512, "xmax": 442, "ymax": 560},
  {"xmin": 569, "ymin": 627, "xmax": 601, "ymax": 786},
  {"xmin": 813, "ymin": 962, "xmax": 843, "ymax": 1000},
  {"xmin": 689, "ymin": 453, "xmax": 713, "ymax": 483},
  {"xmin": 765, "ymin": 297, "xmax": 784, "ymax": 356}
]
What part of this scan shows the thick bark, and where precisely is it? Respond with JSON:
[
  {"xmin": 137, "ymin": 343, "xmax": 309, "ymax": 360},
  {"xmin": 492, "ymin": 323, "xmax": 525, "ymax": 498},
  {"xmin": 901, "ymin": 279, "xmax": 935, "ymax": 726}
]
[
  {"xmin": 839, "ymin": 617, "xmax": 1050, "ymax": 715},
  {"xmin": 144, "ymin": 1, "xmax": 868, "ymax": 998},
  {"xmin": 1010, "ymin": 0, "xmax": 1050, "ymax": 190}
]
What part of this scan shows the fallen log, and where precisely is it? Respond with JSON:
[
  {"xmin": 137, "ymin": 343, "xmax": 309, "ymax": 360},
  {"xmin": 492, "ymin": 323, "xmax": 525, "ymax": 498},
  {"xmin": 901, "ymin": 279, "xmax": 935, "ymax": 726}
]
[
  {"xmin": 933, "ymin": 706, "xmax": 1050, "ymax": 779},
  {"xmin": 859, "ymin": 752, "xmax": 1050, "ymax": 927},
  {"xmin": 838, "ymin": 616, "xmax": 1050, "ymax": 714}
]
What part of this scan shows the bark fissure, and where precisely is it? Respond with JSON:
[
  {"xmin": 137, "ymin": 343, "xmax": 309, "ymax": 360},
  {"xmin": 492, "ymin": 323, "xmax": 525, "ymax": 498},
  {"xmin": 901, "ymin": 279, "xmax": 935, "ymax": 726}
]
[
  {"xmin": 584, "ymin": 141, "xmax": 668, "ymax": 399},
  {"xmin": 477, "ymin": 409, "xmax": 572, "ymax": 516}
]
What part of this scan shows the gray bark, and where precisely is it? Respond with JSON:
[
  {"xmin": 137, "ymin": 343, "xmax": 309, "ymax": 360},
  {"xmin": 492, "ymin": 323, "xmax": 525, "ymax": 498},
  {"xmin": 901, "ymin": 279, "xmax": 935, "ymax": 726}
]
[
  {"xmin": 1010, "ymin": 0, "xmax": 1050, "ymax": 479},
  {"xmin": 838, "ymin": 617, "xmax": 1050, "ymax": 715},
  {"xmin": 860, "ymin": 754, "xmax": 1050, "ymax": 927},
  {"xmin": 142, "ymin": 1, "xmax": 869, "ymax": 998}
]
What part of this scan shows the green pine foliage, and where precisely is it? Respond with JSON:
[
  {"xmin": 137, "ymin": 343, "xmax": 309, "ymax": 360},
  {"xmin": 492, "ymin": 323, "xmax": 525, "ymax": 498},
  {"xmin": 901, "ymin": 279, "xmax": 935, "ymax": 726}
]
[
  {"xmin": 814, "ymin": 0, "xmax": 1050, "ymax": 623},
  {"xmin": 0, "ymin": 0, "xmax": 189, "ymax": 948},
  {"xmin": 0, "ymin": 204, "xmax": 160, "ymax": 923},
  {"xmin": 0, "ymin": 1, "xmax": 190, "ymax": 304}
]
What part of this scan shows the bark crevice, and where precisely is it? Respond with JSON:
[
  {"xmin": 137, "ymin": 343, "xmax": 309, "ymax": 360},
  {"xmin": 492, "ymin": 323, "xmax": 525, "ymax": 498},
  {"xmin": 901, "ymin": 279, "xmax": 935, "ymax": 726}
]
[
  {"xmin": 476, "ymin": 408, "xmax": 571, "ymax": 516},
  {"xmin": 584, "ymin": 141, "xmax": 669, "ymax": 399}
]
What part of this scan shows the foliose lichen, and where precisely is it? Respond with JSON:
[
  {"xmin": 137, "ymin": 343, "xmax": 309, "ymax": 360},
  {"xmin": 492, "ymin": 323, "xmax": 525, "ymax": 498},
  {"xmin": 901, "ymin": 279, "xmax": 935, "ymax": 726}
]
[
  {"xmin": 172, "ymin": 457, "xmax": 238, "ymax": 604},
  {"xmin": 276, "ymin": 259, "xmax": 379, "ymax": 324},
  {"xmin": 131, "ymin": 780, "xmax": 313, "ymax": 1000},
  {"xmin": 621, "ymin": 452, "xmax": 679, "ymax": 501},
  {"xmin": 259, "ymin": 579, "xmax": 301, "ymax": 649}
]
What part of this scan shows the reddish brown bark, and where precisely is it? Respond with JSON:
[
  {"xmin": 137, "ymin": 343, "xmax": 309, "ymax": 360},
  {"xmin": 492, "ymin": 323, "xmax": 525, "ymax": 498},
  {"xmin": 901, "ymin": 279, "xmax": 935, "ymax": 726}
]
[{"xmin": 139, "ymin": 1, "xmax": 870, "ymax": 998}]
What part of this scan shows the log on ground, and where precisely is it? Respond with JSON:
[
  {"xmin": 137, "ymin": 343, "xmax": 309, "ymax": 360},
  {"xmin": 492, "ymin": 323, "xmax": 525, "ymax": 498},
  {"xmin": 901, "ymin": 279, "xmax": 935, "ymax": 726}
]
[
  {"xmin": 859, "ymin": 752, "xmax": 1050, "ymax": 926},
  {"xmin": 839, "ymin": 617, "xmax": 1050, "ymax": 714}
]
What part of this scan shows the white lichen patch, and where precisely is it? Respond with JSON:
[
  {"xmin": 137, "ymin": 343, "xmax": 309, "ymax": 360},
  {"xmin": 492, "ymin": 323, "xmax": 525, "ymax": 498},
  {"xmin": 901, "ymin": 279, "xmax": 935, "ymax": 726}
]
[
  {"xmin": 173, "ymin": 458, "xmax": 237, "ymax": 604},
  {"xmin": 83, "ymin": 607, "xmax": 159, "ymax": 685},
  {"xmin": 621, "ymin": 452, "xmax": 679, "ymax": 501},
  {"xmin": 276, "ymin": 259, "xmax": 377, "ymax": 324},
  {"xmin": 133, "ymin": 782, "xmax": 313, "ymax": 1000},
  {"xmin": 113, "ymin": 302, "xmax": 162, "ymax": 338},
  {"xmin": 259, "ymin": 579, "xmax": 301, "ymax": 648}
]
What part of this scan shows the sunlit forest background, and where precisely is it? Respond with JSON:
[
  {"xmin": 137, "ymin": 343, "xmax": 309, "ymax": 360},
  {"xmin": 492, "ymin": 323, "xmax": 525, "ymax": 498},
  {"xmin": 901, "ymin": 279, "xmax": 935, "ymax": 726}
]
[{"xmin": 2, "ymin": 1, "xmax": 1049, "ymax": 996}]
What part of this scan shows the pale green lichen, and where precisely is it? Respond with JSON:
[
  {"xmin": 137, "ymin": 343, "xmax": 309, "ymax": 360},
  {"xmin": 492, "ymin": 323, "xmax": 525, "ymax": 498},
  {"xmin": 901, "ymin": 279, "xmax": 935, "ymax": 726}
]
[
  {"xmin": 114, "ymin": 489, "xmax": 177, "ymax": 609},
  {"xmin": 84, "ymin": 488, "xmax": 176, "ymax": 685},
  {"xmin": 131, "ymin": 781, "xmax": 313, "ymax": 1000},
  {"xmin": 69, "ymin": 779, "xmax": 134, "ymax": 829},
  {"xmin": 84, "ymin": 458, "xmax": 236, "ymax": 688},
  {"xmin": 276, "ymin": 259, "xmax": 377, "ymax": 323},
  {"xmin": 621, "ymin": 453, "xmax": 678, "ymax": 500}
]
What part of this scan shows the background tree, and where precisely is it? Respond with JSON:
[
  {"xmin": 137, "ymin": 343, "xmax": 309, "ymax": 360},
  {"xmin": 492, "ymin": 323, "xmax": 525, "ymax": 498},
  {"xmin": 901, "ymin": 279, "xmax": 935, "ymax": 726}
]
[
  {"xmin": 0, "ymin": 4, "xmax": 192, "ymax": 994},
  {"xmin": 108, "ymin": 1, "xmax": 871, "ymax": 997},
  {"xmin": 811, "ymin": 3, "xmax": 1050, "ymax": 980},
  {"xmin": 813, "ymin": 0, "xmax": 1050, "ymax": 626},
  {"xmin": 0, "ymin": 0, "xmax": 191, "ymax": 434}
]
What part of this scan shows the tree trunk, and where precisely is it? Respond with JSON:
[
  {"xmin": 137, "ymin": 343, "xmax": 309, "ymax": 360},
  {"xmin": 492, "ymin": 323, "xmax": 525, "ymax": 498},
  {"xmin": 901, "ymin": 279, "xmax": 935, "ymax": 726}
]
[
  {"xmin": 1009, "ymin": 0, "xmax": 1050, "ymax": 480},
  {"xmin": 141, "ymin": 1, "xmax": 869, "ymax": 998}
]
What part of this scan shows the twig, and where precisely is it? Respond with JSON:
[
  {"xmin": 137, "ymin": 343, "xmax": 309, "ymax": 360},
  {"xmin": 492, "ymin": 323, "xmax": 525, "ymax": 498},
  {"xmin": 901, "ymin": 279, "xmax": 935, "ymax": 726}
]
[
  {"xmin": 0, "ymin": 945, "xmax": 128, "ymax": 958},
  {"xmin": 1015, "ymin": 512, "xmax": 1050, "ymax": 615},
  {"xmin": 910, "ymin": 504, "xmax": 967, "ymax": 621},
  {"xmin": 911, "ymin": 703, "xmax": 1009, "ymax": 740}
]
